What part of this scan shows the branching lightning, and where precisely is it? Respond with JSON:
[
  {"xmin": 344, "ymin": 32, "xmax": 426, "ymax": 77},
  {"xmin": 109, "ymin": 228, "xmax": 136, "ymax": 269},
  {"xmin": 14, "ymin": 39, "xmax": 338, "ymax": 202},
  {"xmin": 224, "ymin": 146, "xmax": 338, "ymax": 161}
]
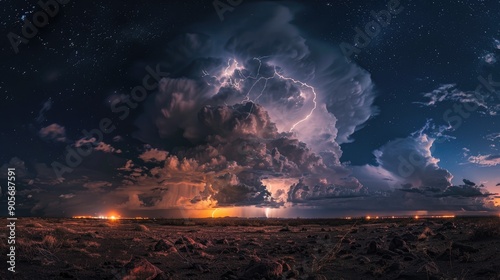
[
  {"xmin": 273, "ymin": 66, "xmax": 318, "ymax": 132},
  {"xmin": 202, "ymin": 57, "xmax": 318, "ymax": 132}
]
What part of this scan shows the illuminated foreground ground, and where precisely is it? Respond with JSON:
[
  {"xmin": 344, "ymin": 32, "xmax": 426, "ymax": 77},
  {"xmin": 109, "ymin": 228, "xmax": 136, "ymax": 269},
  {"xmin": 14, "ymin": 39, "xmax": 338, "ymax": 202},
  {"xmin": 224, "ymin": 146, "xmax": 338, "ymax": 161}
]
[{"xmin": 2, "ymin": 217, "xmax": 500, "ymax": 280}]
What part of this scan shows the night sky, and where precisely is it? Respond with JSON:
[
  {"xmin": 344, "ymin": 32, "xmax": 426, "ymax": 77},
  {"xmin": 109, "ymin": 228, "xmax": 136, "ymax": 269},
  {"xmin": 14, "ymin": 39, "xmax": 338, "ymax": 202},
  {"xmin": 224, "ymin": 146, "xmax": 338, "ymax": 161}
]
[{"xmin": 1, "ymin": 0, "xmax": 499, "ymax": 218}]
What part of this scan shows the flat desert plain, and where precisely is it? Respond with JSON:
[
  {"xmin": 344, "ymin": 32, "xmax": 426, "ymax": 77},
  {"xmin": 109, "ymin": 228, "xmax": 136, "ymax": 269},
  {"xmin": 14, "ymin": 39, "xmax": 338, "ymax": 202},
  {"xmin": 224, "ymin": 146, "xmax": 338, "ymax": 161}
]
[{"xmin": 1, "ymin": 217, "xmax": 500, "ymax": 280}]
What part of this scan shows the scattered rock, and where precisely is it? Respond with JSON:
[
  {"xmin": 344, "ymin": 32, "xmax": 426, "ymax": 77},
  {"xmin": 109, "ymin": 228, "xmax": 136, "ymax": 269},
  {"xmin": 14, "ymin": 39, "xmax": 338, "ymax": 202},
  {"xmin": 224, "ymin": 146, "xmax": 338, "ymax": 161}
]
[
  {"xmin": 214, "ymin": 238, "xmax": 229, "ymax": 245},
  {"xmin": 439, "ymin": 221, "xmax": 457, "ymax": 230},
  {"xmin": 389, "ymin": 236, "xmax": 409, "ymax": 252},
  {"xmin": 122, "ymin": 257, "xmax": 162, "ymax": 280},
  {"xmin": 175, "ymin": 236, "xmax": 206, "ymax": 250},
  {"xmin": 245, "ymin": 241, "xmax": 262, "ymax": 247},
  {"xmin": 356, "ymin": 255, "xmax": 371, "ymax": 264},
  {"xmin": 278, "ymin": 259, "xmax": 292, "ymax": 272},
  {"xmin": 195, "ymin": 251, "xmax": 215, "ymax": 260},
  {"xmin": 154, "ymin": 239, "xmax": 176, "ymax": 252},
  {"xmin": 198, "ymin": 239, "xmax": 212, "ymax": 246},
  {"xmin": 221, "ymin": 246, "xmax": 239, "ymax": 254},
  {"xmin": 175, "ymin": 236, "xmax": 195, "ymax": 245},
  {"xmin": 420, "ymin": 261, "xmax": 440, "ymax": 275},
  {"xmin": 418, "ymin": 227, "xmax": 434, "ymax": 241},
  {"xmin": 279, "ymin": 226, "xmax": 291, "ymax": 232},
  {"xmin": 241, "ymin": 259, "xmax": 283, "ymax": 279}
]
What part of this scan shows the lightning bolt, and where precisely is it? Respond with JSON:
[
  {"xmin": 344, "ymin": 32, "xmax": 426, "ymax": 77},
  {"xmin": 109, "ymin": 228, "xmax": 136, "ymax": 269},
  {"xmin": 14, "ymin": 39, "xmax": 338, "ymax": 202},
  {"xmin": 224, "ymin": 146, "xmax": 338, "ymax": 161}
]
[
  {"xmin": 272, "ymin": 66, "xmax": 317, "ymax": 132},
  {"xmin": 202, "ymin": 57, "xmax": 318, "ymax": 132}
]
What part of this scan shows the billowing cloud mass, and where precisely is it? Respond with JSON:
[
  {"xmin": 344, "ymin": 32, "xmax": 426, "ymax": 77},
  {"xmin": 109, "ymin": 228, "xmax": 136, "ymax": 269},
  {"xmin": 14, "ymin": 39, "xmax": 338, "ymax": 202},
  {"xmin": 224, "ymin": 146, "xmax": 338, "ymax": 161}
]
[
  {"xmin": 350, "ymin": 123, "xmax": 495, "ymax": 212},
  {"xmin": 134, "ymin": 2, "xmax": 376, "ymax": 155},
  {"xmin": 373, "ymin": 133, "xmax": 452, "ymax": 190},
  {"xmin": 352, "ymin": 134, "xmax": 445, "ymax": 193},
  {"xmin": 39, "ymin": 123, "xmax": 66, "ymax": 142},
  {"xmin": 121, "ymin": 2, "xmax": 377, "ymax": 211}
]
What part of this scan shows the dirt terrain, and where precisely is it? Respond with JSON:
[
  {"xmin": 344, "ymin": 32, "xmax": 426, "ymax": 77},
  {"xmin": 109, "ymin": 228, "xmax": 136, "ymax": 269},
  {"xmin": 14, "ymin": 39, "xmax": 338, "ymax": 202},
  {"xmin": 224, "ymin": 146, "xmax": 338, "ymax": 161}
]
[{"xmin": 1, "ymin": 217, "xmax": 500, "ymax": 280}]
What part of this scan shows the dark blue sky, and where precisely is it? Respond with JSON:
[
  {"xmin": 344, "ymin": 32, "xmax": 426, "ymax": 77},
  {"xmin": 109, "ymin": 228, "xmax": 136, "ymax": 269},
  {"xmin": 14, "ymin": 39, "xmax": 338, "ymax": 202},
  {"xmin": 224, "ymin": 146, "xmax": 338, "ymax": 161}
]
[{"xmin": 1, "ymin": 0, "xmax": 499, "ymax": 217}]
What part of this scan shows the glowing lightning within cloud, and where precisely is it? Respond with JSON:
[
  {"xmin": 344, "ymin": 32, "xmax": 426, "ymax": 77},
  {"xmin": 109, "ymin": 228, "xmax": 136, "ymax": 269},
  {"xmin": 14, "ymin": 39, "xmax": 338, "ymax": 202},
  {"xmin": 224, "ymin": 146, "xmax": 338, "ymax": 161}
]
[
  {"xmin": 202, "ymin": 57, "xmax": 318, "ymax": 132},
  {"xmin": 272, "ymin": 66, "xmax": 318, "ymax": 132}
]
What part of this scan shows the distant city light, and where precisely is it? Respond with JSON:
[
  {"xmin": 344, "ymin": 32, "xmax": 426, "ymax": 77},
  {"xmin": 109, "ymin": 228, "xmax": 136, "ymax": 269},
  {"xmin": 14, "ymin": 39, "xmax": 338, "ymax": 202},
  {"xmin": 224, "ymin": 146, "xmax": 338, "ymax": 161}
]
[{"xmin": 72, "ymin": 215, "xmax": 152, "ymax": 220}]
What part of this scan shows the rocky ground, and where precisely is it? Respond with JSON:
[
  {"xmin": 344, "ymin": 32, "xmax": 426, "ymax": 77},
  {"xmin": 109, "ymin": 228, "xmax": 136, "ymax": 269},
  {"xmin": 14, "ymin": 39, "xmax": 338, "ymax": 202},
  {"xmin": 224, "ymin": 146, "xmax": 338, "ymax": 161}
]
[{"xmin": 1, "ymin": 217, "xmax": 500, "ymax": 280}]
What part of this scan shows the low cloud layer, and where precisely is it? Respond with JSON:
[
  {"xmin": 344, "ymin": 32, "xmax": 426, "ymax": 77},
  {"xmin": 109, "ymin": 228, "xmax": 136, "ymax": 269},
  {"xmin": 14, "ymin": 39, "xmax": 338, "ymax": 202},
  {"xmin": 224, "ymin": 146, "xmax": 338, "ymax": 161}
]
[
  {"xmin": 468, "ymin": 154, "xmax": 500, "ymax": 167},
  {"xmin": 416, "ymin": 84, "xmax": 499, "ymax": 116},
  {"xmin": 39, "ymin": 123, "xmax": 66, "ymax": 143}
]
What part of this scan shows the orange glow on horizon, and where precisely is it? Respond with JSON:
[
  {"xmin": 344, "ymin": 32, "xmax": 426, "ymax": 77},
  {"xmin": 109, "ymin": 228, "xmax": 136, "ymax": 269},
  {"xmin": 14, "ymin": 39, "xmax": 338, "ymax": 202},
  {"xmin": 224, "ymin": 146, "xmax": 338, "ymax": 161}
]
[
  {"xmin": 494, "ymin": 197, "xmax": 500, "ymax": 207},
  {"xmin": 210, "ymin": 208, "xmax": 235, "ymax": 218}
]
